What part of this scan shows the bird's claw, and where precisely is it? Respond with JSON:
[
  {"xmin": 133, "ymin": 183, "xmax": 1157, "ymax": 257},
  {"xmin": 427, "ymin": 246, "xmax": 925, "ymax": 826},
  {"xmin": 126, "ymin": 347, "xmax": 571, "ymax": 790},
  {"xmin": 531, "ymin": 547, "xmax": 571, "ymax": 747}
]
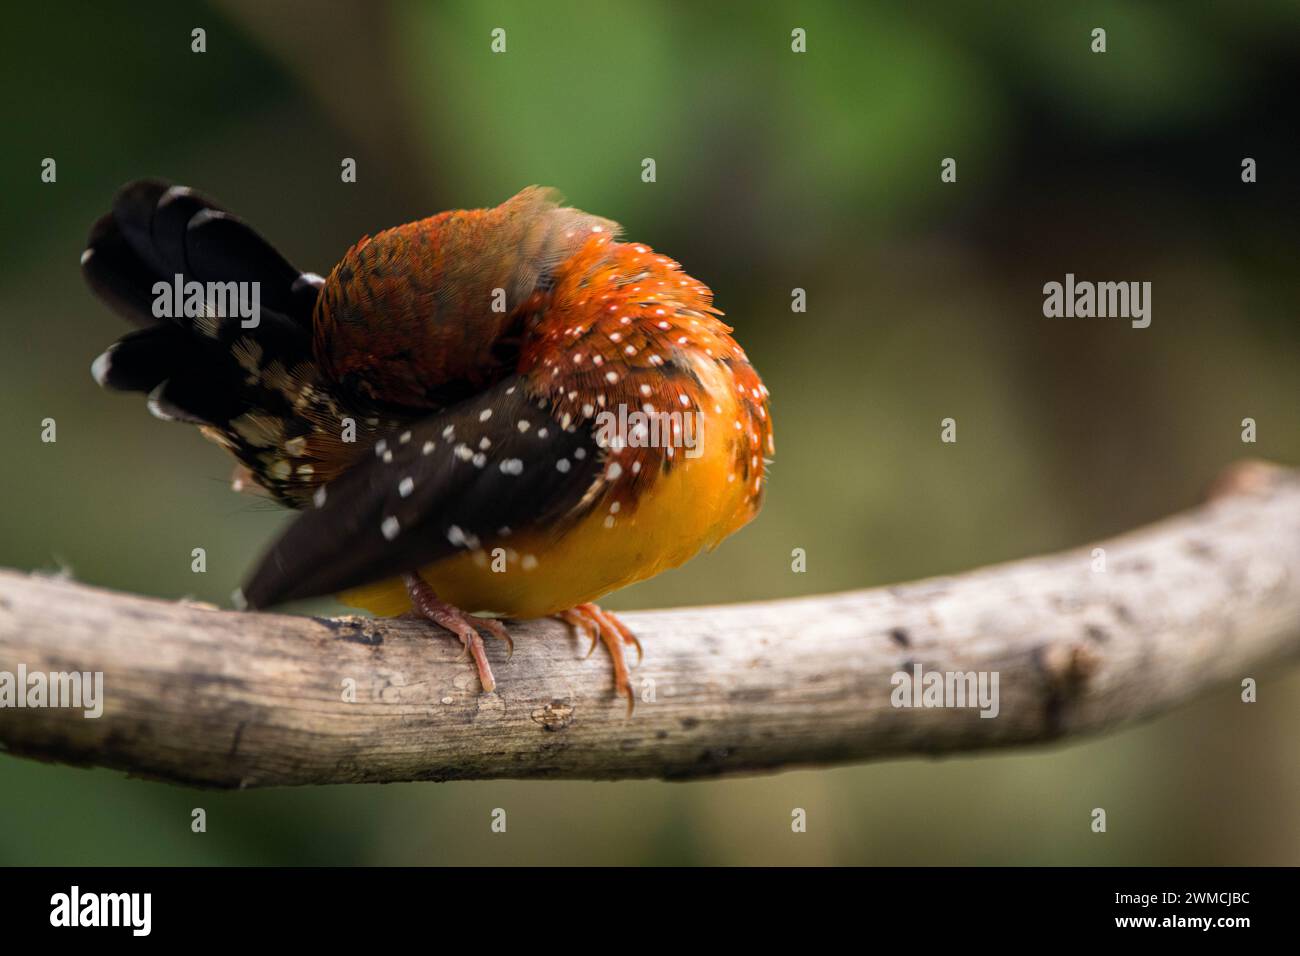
[
  {"xmin": 479, "ymin": 617, "xmax": 515, "ymax": 661},
  {"xmin": 559, "ymin": 603, "xmax": 639, "ymax": 714},
  {"xmin": 403, "ymin": 573, "xmax": 512, "ymax": 693}
]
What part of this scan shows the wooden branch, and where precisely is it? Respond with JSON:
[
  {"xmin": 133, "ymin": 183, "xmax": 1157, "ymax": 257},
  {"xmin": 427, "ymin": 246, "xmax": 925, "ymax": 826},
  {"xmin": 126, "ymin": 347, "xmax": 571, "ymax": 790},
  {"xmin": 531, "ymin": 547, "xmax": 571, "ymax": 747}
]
[{"xmin": 1, "ymin": 460, "xmax": 1298, "ymax": 789}]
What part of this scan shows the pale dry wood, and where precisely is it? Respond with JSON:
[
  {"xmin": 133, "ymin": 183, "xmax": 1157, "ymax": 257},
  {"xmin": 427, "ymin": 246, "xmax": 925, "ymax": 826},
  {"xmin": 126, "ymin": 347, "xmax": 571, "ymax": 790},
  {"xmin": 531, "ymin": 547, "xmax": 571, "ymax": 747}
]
[{"xmin": 0, "ymin": 460, "xmax": 1297, "ymax": 789}]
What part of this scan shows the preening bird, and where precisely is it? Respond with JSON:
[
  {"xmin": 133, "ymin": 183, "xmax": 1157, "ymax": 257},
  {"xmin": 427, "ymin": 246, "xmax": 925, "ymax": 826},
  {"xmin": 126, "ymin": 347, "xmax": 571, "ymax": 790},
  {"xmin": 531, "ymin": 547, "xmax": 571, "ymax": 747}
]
[{"xmin": 82, "ymin": 181, "xmax": 773, "ymax": 708}]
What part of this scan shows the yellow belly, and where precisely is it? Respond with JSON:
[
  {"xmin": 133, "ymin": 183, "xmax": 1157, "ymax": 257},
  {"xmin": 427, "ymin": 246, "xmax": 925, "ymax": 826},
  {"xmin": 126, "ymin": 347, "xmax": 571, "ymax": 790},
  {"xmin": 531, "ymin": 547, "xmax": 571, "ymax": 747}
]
[{"xmin": 338, "ymin": 361, "xmax": 760, "ymax": 618}]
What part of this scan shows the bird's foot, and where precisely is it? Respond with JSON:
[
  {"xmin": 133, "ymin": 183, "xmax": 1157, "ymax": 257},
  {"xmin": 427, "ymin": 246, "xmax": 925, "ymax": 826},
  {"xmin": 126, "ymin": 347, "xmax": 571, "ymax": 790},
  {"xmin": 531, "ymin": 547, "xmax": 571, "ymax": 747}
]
[
  {"xmin": 558, "ymin": 603, "xmax": 642, "ymax": 714},
  {"xmin": 403, "ymin": 573, "xmax": 512, "ymax": 693}
]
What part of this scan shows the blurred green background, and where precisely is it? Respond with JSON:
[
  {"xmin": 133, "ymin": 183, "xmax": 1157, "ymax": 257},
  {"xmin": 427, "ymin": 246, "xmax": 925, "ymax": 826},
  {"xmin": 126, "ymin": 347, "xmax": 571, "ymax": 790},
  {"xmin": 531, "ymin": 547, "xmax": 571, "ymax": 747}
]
[{"xmin": 2, "ymin": 0, "xmax": 1298, "ymax": 865}]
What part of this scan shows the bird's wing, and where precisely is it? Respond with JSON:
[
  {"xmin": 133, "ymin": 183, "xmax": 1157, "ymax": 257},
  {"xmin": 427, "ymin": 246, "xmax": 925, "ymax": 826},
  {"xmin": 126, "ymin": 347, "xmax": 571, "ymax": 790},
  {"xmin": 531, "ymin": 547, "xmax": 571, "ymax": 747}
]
[{"xmin": 240, "ymin": 375, "xmax": 606, "ymax": 607}]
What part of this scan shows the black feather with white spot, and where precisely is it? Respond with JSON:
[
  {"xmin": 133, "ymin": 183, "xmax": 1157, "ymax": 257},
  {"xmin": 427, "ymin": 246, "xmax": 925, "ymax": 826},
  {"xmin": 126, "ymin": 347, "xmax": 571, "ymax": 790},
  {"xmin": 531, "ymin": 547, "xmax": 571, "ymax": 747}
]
[{"xmin": 241, "ymin": 376, "xmax": 605, "ymax": 607}]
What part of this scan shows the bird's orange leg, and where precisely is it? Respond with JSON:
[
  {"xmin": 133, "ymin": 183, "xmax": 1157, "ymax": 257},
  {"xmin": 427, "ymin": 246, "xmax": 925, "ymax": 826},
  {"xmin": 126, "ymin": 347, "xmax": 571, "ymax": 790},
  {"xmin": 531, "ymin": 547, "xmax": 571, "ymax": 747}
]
[
  {"xmin": 403, "ymin": 572, "xmax": 510, "ymax": 693},
  {"xmin": 558, "ymin": 603, "xmax": 640, "ymax": 713}
]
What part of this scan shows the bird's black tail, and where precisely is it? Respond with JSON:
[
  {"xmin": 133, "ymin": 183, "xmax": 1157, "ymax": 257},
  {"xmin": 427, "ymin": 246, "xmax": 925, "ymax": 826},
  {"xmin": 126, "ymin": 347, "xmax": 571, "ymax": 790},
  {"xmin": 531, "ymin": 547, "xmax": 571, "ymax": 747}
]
[{"xmin": 82, "ymin": 179, "xmax": 370, "ymax": 506}]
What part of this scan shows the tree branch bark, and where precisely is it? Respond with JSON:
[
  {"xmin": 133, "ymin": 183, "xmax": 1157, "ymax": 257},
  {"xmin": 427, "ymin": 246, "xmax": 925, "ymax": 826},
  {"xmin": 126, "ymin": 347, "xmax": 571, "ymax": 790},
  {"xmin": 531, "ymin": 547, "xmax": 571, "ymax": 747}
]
[{"xmin": 1, "ymin": 460, "xmax": 1297, "ymax": 788}]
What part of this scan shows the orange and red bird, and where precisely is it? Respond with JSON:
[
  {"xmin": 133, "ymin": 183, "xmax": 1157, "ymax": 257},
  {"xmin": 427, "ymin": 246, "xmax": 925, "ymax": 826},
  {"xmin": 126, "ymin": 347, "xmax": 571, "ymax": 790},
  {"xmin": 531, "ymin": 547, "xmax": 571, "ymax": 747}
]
[{"xmin": 82, "ymin": 181, "xmax": 773, "ymax": 707}]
